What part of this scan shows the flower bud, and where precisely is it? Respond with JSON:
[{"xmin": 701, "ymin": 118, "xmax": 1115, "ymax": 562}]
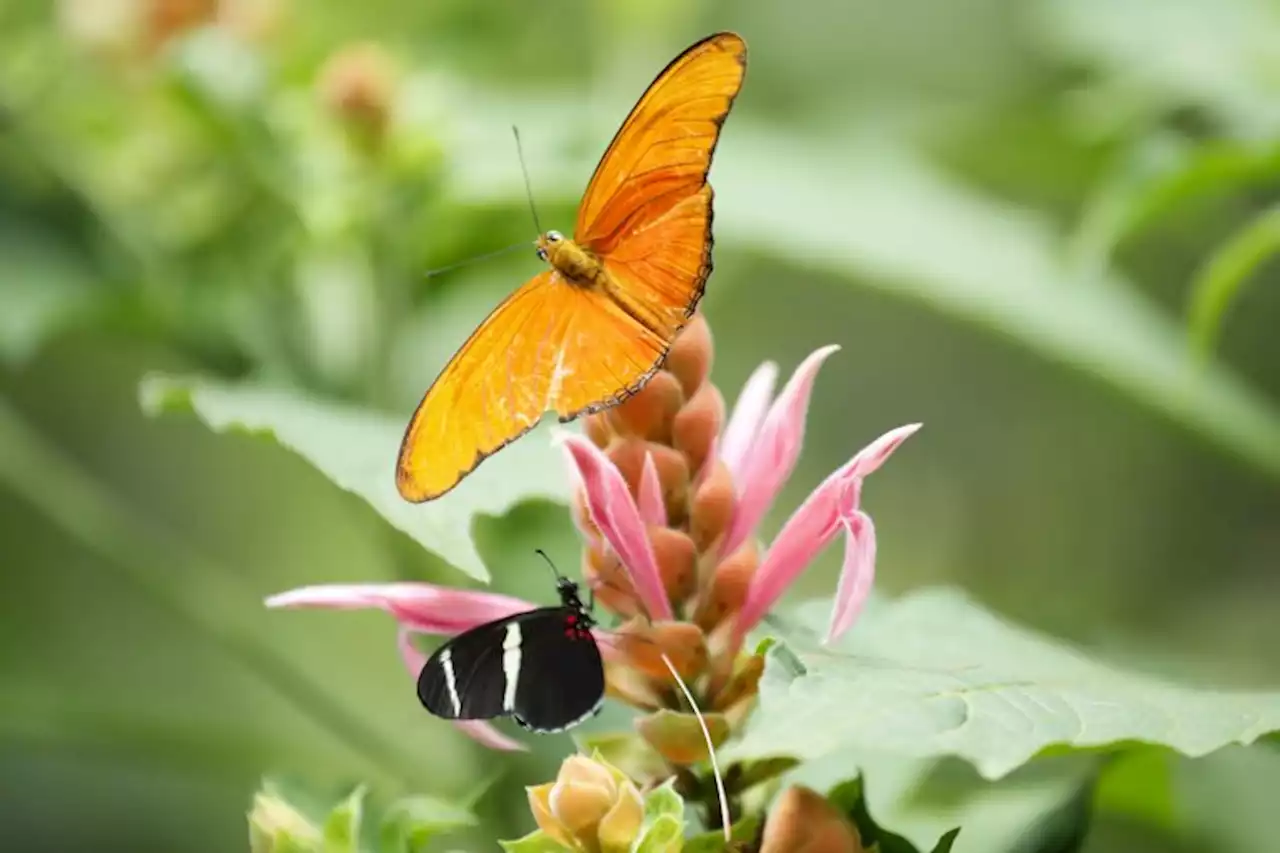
[
  {"xmin": 248, "ymin": 788, "xmax": 321, "ymax": 853},
  {"xmin": 694, "ymin": 541, "xmax": 758, "ymax": 632},
  {"xmin": 584, "ymin": 547, "xmax": 640, "ymax": 618},
  {"xmin": 148, "ymin": 0, "xmax": 218, "ymax": 50},
  {"xmin": 690, "ymin": 460, "xmax": 736, "ymax": 554},
  {"xmin": 648, "ymin": 444, "xmax": 691, "ymax": 525},
  {"xmin": 605, "ymin": 660, "xmax": 662, "ymax": 710},
  {"xmin": 648, "ymin": 526, "xmax": 697, "ymax": 604},
  {"xmin": 672, "ymin": 381, "xmax": 724, "ymax": 478},
  {"xmin": 606, "ymin": 437, "xmax": 647, "ymax": 495},
  {"xmin": 607, "ymin": 370, "xmax": 684, "ymax": 443},
  {"xmin": 596, "ymin": 778, "xmax": 645, "ymax": 853},
  {"xmin": 664, "ymin": 313, "xmax": 713, "ymax": 397},
  {"xmin": 317, "ymin": 42, "xmax": 398, "ymax": 143},
  {"xmin": 549, "ymin": 755, "xmax": 618, "ymax": 833},
  {"xmin": 612, "ymin": 620, "xmax": 708, "ymax": 683},
  {"xmin": 526, "ymin": 783, "xmax": 575, "ymax": 848},
  {"xmin": 529, "ymin": 754, "xmax": 647, "ymax": 853},
  {"xmin": 636, "ymin": 708, "xmax": 730, "ymax": 765},
  {"xmin": 585, "ymin": 412, "xmax": 613, "ymax": 448},
  {"xmin": 760, "ymin": 786, "xmax": 862, "ymax": 853}
]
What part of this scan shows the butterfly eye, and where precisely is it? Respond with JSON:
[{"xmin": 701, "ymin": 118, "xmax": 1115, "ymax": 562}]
[{"xmin": 546, "ymin": 230, "xmax": 564, "ymax": 243}]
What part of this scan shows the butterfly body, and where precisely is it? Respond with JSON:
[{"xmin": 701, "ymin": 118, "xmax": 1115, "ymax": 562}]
[
  {"xmin": 416, "ymin": 576, "xmax": 606, "ymax": 733},
  {"xmin": 536, "ymin": 230, "xmax": 604, "ymax": 288},
  {"xmin": 398, "ymin": 32, "xmax": 747, "ymax": 501}
]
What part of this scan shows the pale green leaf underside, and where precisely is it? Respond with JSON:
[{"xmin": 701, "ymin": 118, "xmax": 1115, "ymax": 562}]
[
  {"xmin": 138, "ymin": 374, "xmax": 571, "ymax": 581},
  {"xmin": 731, "ymin": 588, "xmax": 1280, "ymax": 780}
]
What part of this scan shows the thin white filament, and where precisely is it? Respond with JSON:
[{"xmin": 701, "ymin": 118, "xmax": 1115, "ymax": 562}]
[{"xmin": 660, "ymin": 652, "xmax": 731, "ymax": 843}]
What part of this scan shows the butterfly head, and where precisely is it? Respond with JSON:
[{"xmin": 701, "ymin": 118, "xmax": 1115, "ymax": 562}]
[
  {"xmin": 556, "ymin": 576, "xmax": 592, "ymax": 616},
  {"xmin": 535, "ymin": 230, "xmax": 602, "ymax": 285},
  {"xmin": 534, "ymin": 229, "xmax": 565, "ymax": 262}
]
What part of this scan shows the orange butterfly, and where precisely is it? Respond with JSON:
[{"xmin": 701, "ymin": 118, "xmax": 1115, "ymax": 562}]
[{"xmin": 396, "ymin": 32, "xmax": 748, "ymax": 502}]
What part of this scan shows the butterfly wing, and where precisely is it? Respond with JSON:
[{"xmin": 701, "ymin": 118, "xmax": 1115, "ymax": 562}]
[
  {"xmin": 418, "ymin": 616, "xmax": 517, "ymax": 721},
  {"xmin": 555, "ymin": 32, "xmax": 746, "ymax": 416},
  {"xmin": 575, "ymin": 31, "xmax": 746, "ymax": 256},
  {"xmin": 396, "ymin": 272, "xmax": 569, "ymax": 502},
  {"xmin": 510, "ymin": 608, "xmax": 605, "ymax": 732}
]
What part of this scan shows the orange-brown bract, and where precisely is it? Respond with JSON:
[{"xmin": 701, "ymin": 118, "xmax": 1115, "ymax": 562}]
[{"xmin": 396, "ymin": 32, "xmax": 748, "ymax": 502}]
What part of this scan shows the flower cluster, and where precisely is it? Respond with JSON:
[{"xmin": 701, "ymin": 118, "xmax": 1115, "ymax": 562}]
[
  {"xmin": 506, "ymin": 753, "xmax": 867, "ymax": 853},
  {"xmin": 267, "ymin": 312, "xmax": 919, "ymax": 814}
]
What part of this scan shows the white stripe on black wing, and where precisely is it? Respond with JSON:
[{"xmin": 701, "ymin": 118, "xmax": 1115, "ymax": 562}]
[
  {"xmin": 418, "ymin": 615, "xmax": 521, "ymax": 720},
  {"xmin": 509, "ymin": 608, "xmax": 605, "ymax": 733}
]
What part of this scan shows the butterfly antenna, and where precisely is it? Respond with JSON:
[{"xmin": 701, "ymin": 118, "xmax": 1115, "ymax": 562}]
[
  {"xmin": 660, "ymin": 652, "xmax": 732, "ymax": 842},
  {"xmin": 512, "ymin": 124, "xmax": 543, "ymax": 235},
  {"xmin": 534, "ymin": 548, "xmax": 564, "ymax": 582},
  {"xmin": 423, "ymin": 240, "xmax": 528, "ymax": 280}
]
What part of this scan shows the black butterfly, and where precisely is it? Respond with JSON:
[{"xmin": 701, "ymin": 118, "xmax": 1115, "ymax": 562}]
[{"xmin": 416, "ymin": 555, "xmax": 606, "ymax": 734}]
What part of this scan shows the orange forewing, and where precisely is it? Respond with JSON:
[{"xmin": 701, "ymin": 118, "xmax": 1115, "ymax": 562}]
[
  {"xmin": 396, "ymin": 33, "xmax": 746, "ymax": 502},
  {"xmin": 576, "ymin": 32, "xmax": 747, "ymax": 252}
]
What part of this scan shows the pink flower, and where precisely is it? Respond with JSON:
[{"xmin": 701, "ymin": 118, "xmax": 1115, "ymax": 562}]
[
  {"xmin": 265, "ymin": 582, "xmax": 543, "ymax": 751},
  {"xmin": 561, "ymin": 344, "xmax": 919, "ymax": 648},
  {"xmin": 735, "ymin": 423, "xmax": 921, "ymax": 644}
]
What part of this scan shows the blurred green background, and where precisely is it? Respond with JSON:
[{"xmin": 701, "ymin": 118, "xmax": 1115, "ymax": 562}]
[{"xmin": 3, "ymin": 0, "xmax": 1280, "ymax": 850}]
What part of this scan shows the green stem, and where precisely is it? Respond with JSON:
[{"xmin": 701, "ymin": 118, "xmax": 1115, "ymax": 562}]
[{"xmin": 0, "ymin": 395, "xmax": 428, "ymax": 792}]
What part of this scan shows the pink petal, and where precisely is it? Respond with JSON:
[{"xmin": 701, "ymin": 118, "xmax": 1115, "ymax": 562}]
[
  {"xmin": 451, "ymin": 719, "xmax": 528, "ymax": 752},
  {"xmin": 266, "ymin": 583, "xmax": 534, "ymax": 636},
  {"xmin": 825, "ymin": 512, "xmax": 876, "ymax": 644},
  {"xmin": 735, "ymin": 422, "xmax": 920, "ymax": 640},
  {"xmin": 397, "ymin": 629, "xmax": 526, "ymax": 752},
  {"xmin": 721, "ymin": 345, "xmax": 840, "ymax": 557},
  {"xmin": 840, "ymin": 423, "xmax": 923, "ymax": 480},
  {"xmin": 720, "ymin": 360, "xmax": 778, "ymax": 481},
  {"xmin": 734, "ymin": 469, "xmax": 844, "ymax": 640},
  {"xmin": 637, "ymin": 451, "xmax": 667, "ymax": 528},
  {"xmin": 558, "ymin": 434, "xmax": 673, "ymax": 621}
]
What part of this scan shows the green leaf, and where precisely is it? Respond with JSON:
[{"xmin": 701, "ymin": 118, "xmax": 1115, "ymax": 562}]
[
  {"xmin": 1069, "ymin": 134, "xmax": 1280, "ymax": 275},
  {"xmin": 1037, "ymin": 0, "xmax": 1280, "ymax": 137},
  {"xmin": 792, "ymin": 753, "xmax": 1095, "ymax": 853},
  {"xmin": 379, "ymin": 794, "xmax": 476, "ymax": 852},
  {"xmin": 929, "ymin": 829, "xmax": 962, "ymax": 853},
  {"xmin": 322, "ymin": 786, "xmax": 365, "ymax": 853},
  {"xmin": 634, "ymin": 814, "xmax": 684, "ymax": 853},
  {"xmin": 1092, "ymin": 748, "xmax": 1180, "ymax": 832},
  {"xmin": 829, "ymin": 777, "xmax": 960, "ymax": 853},
  {"xmin": 724, "ymin": 758, "xmax": 801, "ymax": 795},
  {"xmin": 731, "ymin": 588, "xmax": 1280, "ymax": 779},
  {"xmin": 0, "ymin": 222, "xmax": 95, "ymax": 366},
  {"xmin": 683, "ymin": 815, "xmax": 761, "ymax": 853},
  {"xmin": 138, "ymin": 374, "xmax": 570, "ymax": 581},
  {"xmin": 642, "ymin": 778, "xmax": 685, "ymax": 823},
  {"xmin": 574, "ymin": 732, "xmax": 669, "ymax": 783},
  {"xmin": 498, "ymin": 830, "xmax": 572, "ymax": 853},
  {"xmin": 1187, "ymin": 203, "xmax": 1280, "ymax": 359}
]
